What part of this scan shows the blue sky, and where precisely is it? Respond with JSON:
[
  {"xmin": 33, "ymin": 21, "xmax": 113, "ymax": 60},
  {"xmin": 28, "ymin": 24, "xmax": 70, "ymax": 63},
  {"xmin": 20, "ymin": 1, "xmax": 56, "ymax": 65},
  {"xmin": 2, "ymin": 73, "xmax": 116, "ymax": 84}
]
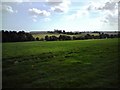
[{"xmin": 1, "ymin": 0, "xmax": 119, "ymax": 32}]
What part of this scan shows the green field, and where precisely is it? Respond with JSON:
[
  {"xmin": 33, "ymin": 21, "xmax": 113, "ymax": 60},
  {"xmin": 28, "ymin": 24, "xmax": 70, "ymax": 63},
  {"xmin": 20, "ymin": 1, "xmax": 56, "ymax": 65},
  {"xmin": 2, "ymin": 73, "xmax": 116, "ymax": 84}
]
[{"xmin": 2, "ymin": 39, "xmax": 119, "ymax": 88}]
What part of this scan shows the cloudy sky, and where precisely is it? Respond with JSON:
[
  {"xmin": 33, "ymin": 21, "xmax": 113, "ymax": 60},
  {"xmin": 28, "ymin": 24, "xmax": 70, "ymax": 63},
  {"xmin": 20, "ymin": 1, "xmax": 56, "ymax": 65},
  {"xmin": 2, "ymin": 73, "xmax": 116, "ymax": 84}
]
[{"xmin": 0, "ymin": 0, "xmax": 119, "ymax": 32}]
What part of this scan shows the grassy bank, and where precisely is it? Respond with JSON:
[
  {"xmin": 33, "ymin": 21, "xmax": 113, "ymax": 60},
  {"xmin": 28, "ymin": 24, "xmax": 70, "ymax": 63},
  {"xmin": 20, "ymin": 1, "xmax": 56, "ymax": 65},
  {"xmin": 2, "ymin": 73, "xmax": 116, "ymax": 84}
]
[{"xmin": 2, "ymin": 38, "xmax": 119, "ymax": 88}]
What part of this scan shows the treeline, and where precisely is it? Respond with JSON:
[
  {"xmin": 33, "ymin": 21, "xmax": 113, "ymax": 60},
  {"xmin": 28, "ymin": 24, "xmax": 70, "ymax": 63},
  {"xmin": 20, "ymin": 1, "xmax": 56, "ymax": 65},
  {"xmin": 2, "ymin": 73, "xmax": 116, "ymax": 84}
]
[
  {"xmin": 1, "ymin": 30, "xmax": 120, "ymax": 42},
  {"xmin": 47, "ymin": 29, "xmax": 103, "ymax": 35},
  {"xmin": 47, "ymin": 29, "xmax": 82, "ymax": 35},
  {"xmin": 44, "ymin": 35, "xmax": 72, "ymax": 41},
  {"xmin": 44, "ymin": 33, "xmax": 120, "ymax": 41},
  {"xmin": 2, "ymin": 30, "xmax": 35, "ymax": 42}
]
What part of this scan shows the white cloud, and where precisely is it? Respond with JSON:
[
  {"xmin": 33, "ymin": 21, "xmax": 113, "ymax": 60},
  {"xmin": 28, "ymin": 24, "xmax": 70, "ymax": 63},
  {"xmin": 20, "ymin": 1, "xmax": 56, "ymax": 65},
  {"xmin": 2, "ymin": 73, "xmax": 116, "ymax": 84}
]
[
  {"xmin": 32, "ymin": 15, "xmax": 37, "ymax": 18},
  {"xmin": 112, "ymin": 0, "xmax": 120, "ymax": 2},
  {"xmin": 66, "ymin": 0, "xmax": 118, "ymax": 28},
  {"xmin": 1, "ymin": 5, "xmax": 17, "ymax": 13},
  {"xmin": 32, "ymin": 18, "xmax": 37, "ymax": 22},
  {"xmin": 98, "ymin": 1, "xmax": 118, "ymax": 11},
  {"xmin": 29, "ymin": 8, "xmax": 51, "ymax": 22},
  {"xmin": 31, "ymin": 15, "xmax": 38, "ymax": 22},
  {"xmin": 66, "ymin": 6, "xmax": 89, "ymax": 20},
  {"xmin": 99, "ymin": 1, "xmax": 118, "ymax": 25},
  {"xmin": 44, "ymin": 18, "xmax": 51, "ymax": 22},
  {"xmin": 29, "ymin": 8, "xmax": 50, "ymax": 16},
  {"xmin": 85, "ymin": 0, "xmax": 118, "ymax": 25},
  {"xmin": 1, "ymin": 0, "xmax": 30, "ymax": 2},
  {"xmin": 67, "ymin": 10, "xmax": 89, "ymax": 20},
  {"xmin": 48, "ymin": 0, "xmax": 71, "ymax": 13},
  {"xmin": 13, "ymin": 0, "xmax": 24, "ymax": 3},
  {"xmin": 101, "ymin": 10, "xmax": 118, "ymax": 25},
  {"xmin": 50, "ymin": 4, "xmax": 69, "ymax": 13},
  {"xmin": 86, "ymin": 1, "xmax": 105, "ymax": 11},
  {"xmin": 86, "ymin": 0, "xmax": 118, "ymax": 12},
  {"xmin": 46, "ymin": 0, "xmax": 63, "ymax": 5}
]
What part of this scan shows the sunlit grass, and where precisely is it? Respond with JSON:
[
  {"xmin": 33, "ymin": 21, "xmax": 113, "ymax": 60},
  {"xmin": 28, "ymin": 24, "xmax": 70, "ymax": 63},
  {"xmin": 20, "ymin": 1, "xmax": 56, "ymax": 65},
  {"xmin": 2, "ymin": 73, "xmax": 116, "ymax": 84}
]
[{"xmin": 2, "ymin": 38, "xmax": 119, "ymax": 88}]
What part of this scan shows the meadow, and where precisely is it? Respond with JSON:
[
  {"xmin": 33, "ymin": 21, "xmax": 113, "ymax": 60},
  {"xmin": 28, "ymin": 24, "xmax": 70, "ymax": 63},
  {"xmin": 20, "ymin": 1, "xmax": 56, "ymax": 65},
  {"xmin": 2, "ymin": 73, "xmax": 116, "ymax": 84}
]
[{"xmin": 2, "ymin": 38, "xmax": 119, "ymax": 88}]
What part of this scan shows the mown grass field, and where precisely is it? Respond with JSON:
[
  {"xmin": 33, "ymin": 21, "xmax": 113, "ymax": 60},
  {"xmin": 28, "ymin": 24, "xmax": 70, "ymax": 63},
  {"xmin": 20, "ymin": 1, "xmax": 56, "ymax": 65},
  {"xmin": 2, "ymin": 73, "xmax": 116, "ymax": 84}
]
[{"xmin": 2, "ymin": 38, "xmax": 119, "ymax": 88}]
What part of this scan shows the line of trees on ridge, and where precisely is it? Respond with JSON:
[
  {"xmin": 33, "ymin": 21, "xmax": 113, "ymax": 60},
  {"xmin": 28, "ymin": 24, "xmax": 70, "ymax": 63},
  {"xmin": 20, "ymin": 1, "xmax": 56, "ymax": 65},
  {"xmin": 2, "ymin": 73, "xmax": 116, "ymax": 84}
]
[
  {"xmin": 43, "ymin": 33, "xmax": 120, "ymax": 41},
  {"xmin": 1, "ymin": 30, "xmax": 120, "ymax": 42},
  {"xmin": 2, "ymin": 30, "xmax": 35, "ymax": 42}
]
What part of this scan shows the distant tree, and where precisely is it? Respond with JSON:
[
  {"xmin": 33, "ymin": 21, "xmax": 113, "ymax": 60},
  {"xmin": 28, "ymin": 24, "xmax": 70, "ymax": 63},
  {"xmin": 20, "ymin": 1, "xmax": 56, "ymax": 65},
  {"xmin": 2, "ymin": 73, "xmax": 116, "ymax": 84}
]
[
  {"xmin": 104, "ymin": 34, "xmax": 109, "ymax": 38},
  {"xmin": 0, "ymin": 31, "xmax": 2, "ymax": 42},
  {"xmin": 94, "ymin": 35, "xmax": 100, "ymax": 39},
  {"xmin": 50, "ymin": 36, "xmax": 58, "ymax": 41},
  {"xmin": 58, "ymin": 35, "xmax": 72, "ymax": 40},
  {"xmin": 47, "ymin": 31, "xmax": 54, "ymax": 33},
  {"xmin": 2, "ymin": 30, "xmax": 35, "ymax": 42},
  {"xmin": 79, "ymin": 32, "xmax": 82, "ymax": 34},
  {"xmin": 99, "ymin": 33, "xmax": 106, "ymax": 39},
  {"xmin": 26, "ymin": 33, "xmax": 35, "ymax": 41},
  {"xmin": 73, "ymin": 36, "xmax": 76, "ymax": 40},
  {"xmin": 59, "ymin": 35, "xmax": 64, "ymax": 40},
  {"xmin": 66, "ymin": 32, "xmax": 74, "ymax": 35},
  {"xmin": 39, "ymin": 38, "xmax": 44, "ymax": 41},
  {"xmin": 118, "ymin": 33, "xmax": 120, "ymax": 38},
  {"xmin": 36, "ymin": 37, "xmax": 39, "ymax": 41},
  {"xmin": 63, "ymin": 30, "xmax": 66, "ymax": 34},
  {"xmin": 75, "ymin": 32, "xmax": 79, "ymax": 35},
  {"xmin": 85, "ymin": 34, "xmax": 92, "ymax": 39},
  {"xmin": 54, "ymin": 29, "xmax": 62, "ymax": 34},
  {"xmin": 109, "ymin": 34, "xmax": 117, "ymax": 38},
  {"xmin": 45, "ymin": 35, "xmax": 49, "ymax": 41}
]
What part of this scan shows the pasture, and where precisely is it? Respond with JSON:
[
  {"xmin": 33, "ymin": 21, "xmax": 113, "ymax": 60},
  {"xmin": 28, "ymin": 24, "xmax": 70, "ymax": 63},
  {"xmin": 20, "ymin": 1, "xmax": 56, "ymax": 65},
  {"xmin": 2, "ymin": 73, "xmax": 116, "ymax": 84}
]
[{"xmin": 2, "ymin": 38, "xmax": 119, "ymax": 88}]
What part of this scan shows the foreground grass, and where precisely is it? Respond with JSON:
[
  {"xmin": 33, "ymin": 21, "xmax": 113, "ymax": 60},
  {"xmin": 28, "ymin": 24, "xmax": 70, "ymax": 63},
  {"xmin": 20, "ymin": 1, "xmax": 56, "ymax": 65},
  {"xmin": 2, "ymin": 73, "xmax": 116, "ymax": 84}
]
[{"xmin": 2, "ymin": 39, "xmax": 119, "ymax": 88}]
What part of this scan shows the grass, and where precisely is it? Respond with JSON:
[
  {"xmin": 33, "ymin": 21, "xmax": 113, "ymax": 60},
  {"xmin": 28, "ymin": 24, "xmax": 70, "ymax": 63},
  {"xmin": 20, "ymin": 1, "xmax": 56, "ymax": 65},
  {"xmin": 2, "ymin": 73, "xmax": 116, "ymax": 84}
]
[{"xmin": 2, "ymin": 38, "xmax": 119, "ymax": 88}]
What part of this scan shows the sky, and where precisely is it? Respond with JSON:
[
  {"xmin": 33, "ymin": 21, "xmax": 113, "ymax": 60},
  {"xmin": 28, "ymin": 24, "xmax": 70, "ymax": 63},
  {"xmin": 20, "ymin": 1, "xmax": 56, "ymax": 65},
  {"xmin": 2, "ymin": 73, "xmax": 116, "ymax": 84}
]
[{"xmin": 0, "ymin": 0, "xmax": 120, "ymax": 32}]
